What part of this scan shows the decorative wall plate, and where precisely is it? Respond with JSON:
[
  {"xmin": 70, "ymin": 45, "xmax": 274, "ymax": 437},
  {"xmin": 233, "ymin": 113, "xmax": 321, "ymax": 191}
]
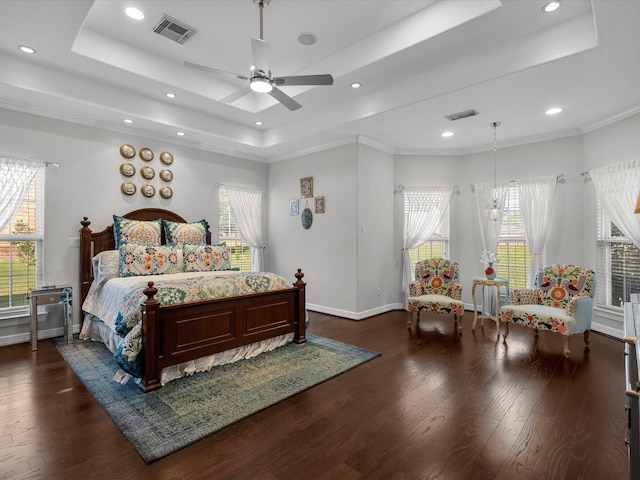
[
  {"xmin": 141, "ymin": 184, "xmax": 155, "ymax": 197},
  {"xmin": 159, "ymin": 186, "xmax": 173, "ymax": 199},
  {"xmin": 140, "ymin": 165, "xmax": 155, "ymax": 179},
  {"xmin": 160, "ymin": 151, "xmax": 173, "ymax": 165},
  {"xmin": 121, "ymin": 181, "xmax": 136, "ymax": 195},
  {"xmin": 159, "ymin": 169, "xmax": 173, "ymax": 182},
  {"xmin": 120, "ymin": 162, "xmax": 135, "ymax": 177},
  {"xmin": 301, "ymin": 207, "xmax": 313, "ymax": 229},
  {"xmin": 139, "ymin": 148, "xmax": 154, "ymax": 161},
  {"xmin": 119, "ymin": 144, "xmax": 135, "ymax": 158}
]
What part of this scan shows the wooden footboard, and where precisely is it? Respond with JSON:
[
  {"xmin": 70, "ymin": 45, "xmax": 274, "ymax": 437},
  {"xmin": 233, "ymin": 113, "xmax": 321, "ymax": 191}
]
[{"xmin": 138, "ymin": 272, "xmax": 306, "ymax": 392}]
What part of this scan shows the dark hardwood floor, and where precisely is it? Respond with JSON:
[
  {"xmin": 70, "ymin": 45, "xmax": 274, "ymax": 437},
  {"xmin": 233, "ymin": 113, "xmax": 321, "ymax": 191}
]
[{"xmin": 0, "ymin": 310, "xmax": 628, "ymax": 480}]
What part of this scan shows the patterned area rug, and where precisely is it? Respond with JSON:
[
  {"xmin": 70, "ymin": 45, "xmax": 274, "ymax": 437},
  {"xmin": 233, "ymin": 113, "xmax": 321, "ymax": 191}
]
[{"xmin": 53, "ymin": 334, "xmax": 380, "ymax": 463}]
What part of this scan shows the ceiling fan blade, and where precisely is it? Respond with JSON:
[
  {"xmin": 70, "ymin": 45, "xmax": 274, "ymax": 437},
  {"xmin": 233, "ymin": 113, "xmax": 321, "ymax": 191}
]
[
  {"xmin": 184, "ymin": 61, "xmax": 248, "ymax": 80},
  {"xmin": 220, "ymin": 86, "xmax": 252, "ymax": 104},
  {"xmin": 274, "ymin": 74, "xmax": 334, "ymax": 87},
  {"xmin": 251, "ymin": 38, "xmax": 271, "ymax": 75},
  {"xmin": 268, "ymin": 86, "xmax": 301, "ymax": 111}
]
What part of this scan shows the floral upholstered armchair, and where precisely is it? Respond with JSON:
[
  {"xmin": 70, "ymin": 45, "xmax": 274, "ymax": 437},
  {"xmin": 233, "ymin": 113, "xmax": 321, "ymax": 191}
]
[
  {"xmin": 500, "ymin": 264, "xmax": 596, "ymax": 357},
  {"xmin": 407, "ymin": 258, "xmax": 464, "ymax": 335}
]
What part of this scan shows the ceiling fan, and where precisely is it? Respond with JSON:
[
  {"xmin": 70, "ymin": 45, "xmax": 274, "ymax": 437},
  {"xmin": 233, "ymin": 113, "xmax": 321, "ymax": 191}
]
[{"xmin": 184, "ymin": 0, "xmax": 333, "ymax": 111}]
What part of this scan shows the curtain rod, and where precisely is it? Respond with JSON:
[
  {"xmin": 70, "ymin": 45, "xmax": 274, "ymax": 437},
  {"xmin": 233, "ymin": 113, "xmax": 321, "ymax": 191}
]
[
  {"xmin": 1, "ymin": 154, "xmax": 58, "ymax": 167},
  {"xmin": 470, "ymin": 174, "xmax": 565, "ymax": 192},
  {"xmin": 395, "ymin": 185, "xmax": 460, "ymax": 194}
]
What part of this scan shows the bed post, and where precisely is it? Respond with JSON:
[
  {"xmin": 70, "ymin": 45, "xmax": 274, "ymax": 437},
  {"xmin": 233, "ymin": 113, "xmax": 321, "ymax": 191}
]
[
  {"xmin": 294, "ymin": 268, "xmax": 307, "ymax": 345},
  {"xmin": 79, "ymin": 217, "xmax": 93, "ymax": 310},
  {"xmin": 139, "ymin": 282, "xmax": 162, "ymax": 392}
]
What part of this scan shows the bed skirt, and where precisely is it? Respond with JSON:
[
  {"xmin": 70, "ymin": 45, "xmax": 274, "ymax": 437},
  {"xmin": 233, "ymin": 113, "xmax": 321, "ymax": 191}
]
[{"xmin": 79, "ymin": 315, "xmax": 294, "ymax": 386}]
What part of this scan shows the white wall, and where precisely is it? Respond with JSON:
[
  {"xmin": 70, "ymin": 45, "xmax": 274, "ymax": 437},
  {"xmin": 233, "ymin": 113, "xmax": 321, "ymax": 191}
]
[
  {"xmin": 267, "ymin": 143, "xmax": 359, "ymax": 315},
  {"xmin": 0, "ymin": 108, "xmax": 267, "ymax": 344}
]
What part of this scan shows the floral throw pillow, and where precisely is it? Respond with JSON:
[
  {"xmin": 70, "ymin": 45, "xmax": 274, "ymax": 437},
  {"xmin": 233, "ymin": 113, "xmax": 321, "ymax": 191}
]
[
  {"xmin": 119, "ymin": 244, "xmax": 183, "ymax": 277},
  {"xmin": 163, "ymin": 219, "xmax": 207, "ymax": 247},
  {"xmin": 113, "ymin": 215, "xmax": 162, "ymax": 249},
  {"xmin": 183, "ymin": 243, "xmax": 232, "ymax": 272}
]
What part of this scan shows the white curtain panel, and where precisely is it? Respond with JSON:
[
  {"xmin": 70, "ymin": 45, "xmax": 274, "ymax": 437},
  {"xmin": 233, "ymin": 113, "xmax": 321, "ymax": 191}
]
[
  {"xmin": 473, "ymin": 181, "xmax": 509, "ymax": 255},
  {"xmin": 590, "ymin": 159, "xmax": 640, "ymax": 248},
  {"xmin": 225, "ymin": 186, "xmax": 264, "ymax": 272},
  {"xmin": 0, "ymin": 157, "xmax": 43, "ymax": 233},
  {"xmin": 517, "ymin": 176, "xmax": 557, "ymax": 287},
  {"xmin": 401, "ymin": 186, "xmax": 455, "ymax": 305}
]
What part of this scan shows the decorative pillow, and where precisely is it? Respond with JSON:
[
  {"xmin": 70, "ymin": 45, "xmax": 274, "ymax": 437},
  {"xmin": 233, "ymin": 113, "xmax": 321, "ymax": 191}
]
[
  {"xmin": 183, "ymin": 243, "xmax": 232, "ymax": 272},
  {"xmin": 92, "ymin": 250, "xmax": 120, "ymax": 287},
  {"xmin": 113, "ymin": 215, "xmax": 162, "ymax": 249},
  {"xmin": 163, "ymin": 219, "xmax": 207, "ymax": 247},
  {"xmin": 119, "ymin": 244, "xmax": 183, "ymax": 277}
]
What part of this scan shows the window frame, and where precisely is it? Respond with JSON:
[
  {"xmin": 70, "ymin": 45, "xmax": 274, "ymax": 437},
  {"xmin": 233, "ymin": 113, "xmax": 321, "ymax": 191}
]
[
  {"xmin": 408, "ymin": 205, "xmax": 450, "ymax": 270},
  {"xmin": 0, "ymin": 168, "xmax": 45, "ymax": 314},
  {"xmin": 496, "ymin": 184, "xmax": 530, "ymax": 289},
  {"xmin": 596, "ymin": 201, "xmax": 640, "ymax": 310},
  {"xmin": 218, "ymin": 188, "xmax": 252, "ymax": 272}
]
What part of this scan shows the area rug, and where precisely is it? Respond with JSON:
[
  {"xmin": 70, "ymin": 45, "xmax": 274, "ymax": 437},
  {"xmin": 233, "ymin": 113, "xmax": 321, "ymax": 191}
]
[{"xmin": 53, "ymin": 334, "xmax": 380, "ymax": 463}]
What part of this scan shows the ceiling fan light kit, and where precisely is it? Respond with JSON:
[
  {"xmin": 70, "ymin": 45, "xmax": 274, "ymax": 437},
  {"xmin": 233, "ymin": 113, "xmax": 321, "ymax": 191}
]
[{"xmin": 184, "ymin": 0, "xmax": 333, "ymax": 111}]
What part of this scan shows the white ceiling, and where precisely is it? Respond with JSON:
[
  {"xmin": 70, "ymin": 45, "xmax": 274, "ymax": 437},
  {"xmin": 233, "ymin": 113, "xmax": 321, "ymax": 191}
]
[{"xmin": 0, "ymin": 0, "xmax": 639, "ymax": 162}]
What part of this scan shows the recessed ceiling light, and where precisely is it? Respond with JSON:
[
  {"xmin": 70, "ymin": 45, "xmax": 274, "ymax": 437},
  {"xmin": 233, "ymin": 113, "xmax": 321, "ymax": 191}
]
[
  {"xmin": 123, "ymin": 118, "xmax": 134, "ymax": 124},
  {"xmin": 255, "ymin": 121, "xmax": 263, "ymax": 126},
  {"xmin": 165, "ymin": 92, "xmax": 176, "ymax": 98},
  {"xmin": 441, "ymin": 131, "xmax": 454, "ymax": 138},
  {"xmin": 18, "ymin": 45, "xmax": 36, "ymax": 54},
  {"xmin": 297, "ymin": 33, "xmax": 317, "ymax": 46},
  {"xmin": 177, "ymin": 131, "xmax": 185, "ymax": 136},
  {"xmin": 546, "ymin": 107, "xmax": 562, "ymax": 115},
  {"xmin": 125, "ymin": 7, "xmax": 144, "ymax": 20},
  {"xmin": 351, "ymin": 82, "xmax": 361, "ymax": 89},
  {"xmin": 542, "ymin": 1, "xmax": 561, "ymax": 13}
]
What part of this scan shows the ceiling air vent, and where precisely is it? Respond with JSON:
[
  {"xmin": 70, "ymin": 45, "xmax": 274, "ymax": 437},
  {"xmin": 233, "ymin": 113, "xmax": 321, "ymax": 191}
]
[
  {"xmin": 445, "ymin": 109, "xmax": 479, "ymax": 121},
  {"xmin": 152, "ymin": 14, "xmax": 198, "ymax": 44}
]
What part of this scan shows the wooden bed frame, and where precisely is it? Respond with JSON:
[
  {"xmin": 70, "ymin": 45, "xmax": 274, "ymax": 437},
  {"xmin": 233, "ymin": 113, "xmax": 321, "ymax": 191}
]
[{"xmin": 79, "ymin": 208, "xmax": 306, "ymax": 392}]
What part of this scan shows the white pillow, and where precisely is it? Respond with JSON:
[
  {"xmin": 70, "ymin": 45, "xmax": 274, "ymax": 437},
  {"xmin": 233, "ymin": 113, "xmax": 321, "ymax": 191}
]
[{"xmin": 92, "ymin": 250, "xmax": 120, "ymax": 287}]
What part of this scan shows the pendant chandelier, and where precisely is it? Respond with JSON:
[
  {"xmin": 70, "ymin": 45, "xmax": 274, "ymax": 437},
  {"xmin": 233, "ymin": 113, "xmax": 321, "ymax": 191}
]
[{"xmin": 487, "ymin": 121, "xmax": 502, "ymax": 222}]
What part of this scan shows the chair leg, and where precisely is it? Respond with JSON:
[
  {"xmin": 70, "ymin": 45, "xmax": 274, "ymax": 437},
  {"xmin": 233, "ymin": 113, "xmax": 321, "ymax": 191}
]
[
  {"xmin": 563, "ymin": 336, "xmax": 570, "ymax": 358},
  {"xmin": 584, "ymin": 330, "xmax": 591, "ymax": 346},
  {"xmin": 503, "ymin": 322, "xmax": 510, "ymax": 340},
  {"xmin": 454, "ymin": 314, "xmax": 463, "ymax": 336},
  {"xmin": 407, "ymin": 310, "xmax": 412, "ymax": 329}
]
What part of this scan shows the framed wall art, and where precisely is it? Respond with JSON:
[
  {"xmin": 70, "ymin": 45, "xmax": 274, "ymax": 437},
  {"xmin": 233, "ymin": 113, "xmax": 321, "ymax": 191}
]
[
  {"xmin": 289, "ymin": 199, "xmax": 299, "ymax": 215},
  {"xmin": 315, "ymin": 196, "xmax": 325, "ymax": 214},
  {"xmin": 300, "ymin": 177, "xmax": 313, "ymax": 198}
]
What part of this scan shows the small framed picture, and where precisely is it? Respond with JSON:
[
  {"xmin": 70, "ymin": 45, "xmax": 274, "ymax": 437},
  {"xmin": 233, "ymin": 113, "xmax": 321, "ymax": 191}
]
[
  {"xmin": 290, "ymin": 199, "xmax": 299, "ymax": 215},
  {"xmin": 315, "ymin": 196, "xmax": 325, "ymax": 214},
  {"xmin": 300, "ymin": 177, "xmax": 313, "ymax": 198}
]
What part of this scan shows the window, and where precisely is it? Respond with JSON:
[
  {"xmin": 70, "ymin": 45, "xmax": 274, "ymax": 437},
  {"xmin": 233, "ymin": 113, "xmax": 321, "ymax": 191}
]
[
  {"xmin": 408, "ymin": 206, "xmax": 450, "ymax": 268},
  {"xmin": 596, "ymin": 203, "xmax": 640, "ymax": 308},
  {"xmin": 218, "ymin": 189, "xmax": 251, "ymax": 272},
  {"xmin": 496, "ymin": 185, "xmax": 530, "ymax": 288},
  {"xmin": 0, "ymin": 168, "xmax": 44, "ymax": 310}
]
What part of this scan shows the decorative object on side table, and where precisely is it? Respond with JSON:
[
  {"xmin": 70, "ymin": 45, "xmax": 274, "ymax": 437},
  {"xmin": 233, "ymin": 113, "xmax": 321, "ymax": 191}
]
[
  {"xmin": 480, "ymin": 249, "xmax": 499, "ymax": 279},
  {"xmin": 300, "ymin": 177, "xmax": 313, "ymax": 198}
]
